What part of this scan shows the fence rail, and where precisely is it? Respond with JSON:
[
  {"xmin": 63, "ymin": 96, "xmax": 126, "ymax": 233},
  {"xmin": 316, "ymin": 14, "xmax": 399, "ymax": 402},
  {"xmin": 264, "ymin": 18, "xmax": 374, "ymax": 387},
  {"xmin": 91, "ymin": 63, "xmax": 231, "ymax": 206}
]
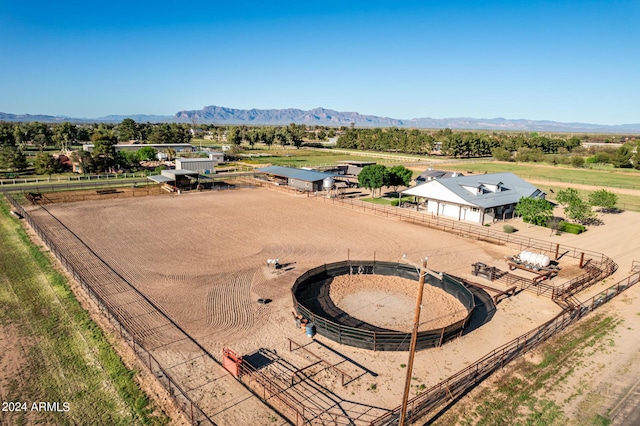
[
  {"xmin": 292, "ymin": 261, "xmax": 474, "ymax": 351},
  {"xmin": 5, "ymin": 193, "xmax": 216, "ymax": 426},
  {"xmin": 242, "ymin": 178, "xmax": 625, "ymax": 425},
  {"xmin": 370, "ymin": 270, "xmax": 640, "ymax": 425},
  {"xmin": 0, "ymin": 171, "xmax": 153, "ymax": 186}
]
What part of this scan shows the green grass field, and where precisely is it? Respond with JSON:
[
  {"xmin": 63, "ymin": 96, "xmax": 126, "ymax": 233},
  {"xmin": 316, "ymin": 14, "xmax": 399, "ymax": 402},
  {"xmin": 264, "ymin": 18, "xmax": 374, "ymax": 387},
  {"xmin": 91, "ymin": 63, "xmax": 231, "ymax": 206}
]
[
  {"xmin": 0, "ymin": 198, "xmax": 168, "ymax": 425},
  {"xmin": 237, "ymin": 149, "xmax": 372, "ymax": 166},
  {"xmin": 438, "ymin": 161, "xmax": 640, "ymax": 190},
  {"xmin": 544, "ymin": 185, "xmax": 640, "ymax": 213}
]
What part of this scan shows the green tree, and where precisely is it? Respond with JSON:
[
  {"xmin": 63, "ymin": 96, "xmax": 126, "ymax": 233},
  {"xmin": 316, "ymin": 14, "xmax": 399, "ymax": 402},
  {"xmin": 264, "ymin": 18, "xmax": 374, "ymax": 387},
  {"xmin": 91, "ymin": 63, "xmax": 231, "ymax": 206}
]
[
  {"xmin": 570, "ymin": 156, "xmax": 585, "ymax": 168},
  {"xmin": 33, "ymin": 152, "xmax": 60, "ymax": 175},
  {"xmin": 287, "ymin": 123, "xmax": 305, "ymax": 149},
  {"xmin": 93, "ymin": 141, "xmax": 116, "ymax": 172},
  {"xmin": 227, "ymin": 126, "xmax": 242, "ymax": 146},
  {"xmin": 0, "ymin": 146, "xmax": 27, "ymax": 172},
  {"xmin": 136, "ymin": 146, "xmax": 158, "ymax": 161},
  {"xmin": 556, "ymin": 188, "xmax": 581, "ymax": 207},
  {"xmin": 70, "ymin": 150, "xmax": 96, "ymax": 174},
  {"xmin": 117, "ymin": 118, "xmax": 138, "ymax": 141},
  {"xmin": 564, "ymin": 198, "xmax": 594, "ymax": 223},
  {"xmin": 116, "ymin": 150, "xmax": 140, "ymax": 170},
  {"xmin": 515, "ymin": 197, "xmax": 553, "ymax": 226},
  {"xmin": 262, "ymin": 127, "xmax": 275, "ymax": 149},
  {"xmin": 52, "ymin": 122, "xmax": 77, "ymax": 151},
  {"xmin": 246, "ymin": 128, "xmax": 260, "ymax": 148},
  {"xmin": 491, "ymin": 147, "xmax": 512, "ymax": 161},
  {"xmin": 358, "ymin": 164, "xmax": 388, "ymax": 197},
  {"xmin": 588, "ymin": 189, "xmax": 618, "ymax": 212},
  {"xmin": 275, "ymin": 128, "xmax": 290, "ymax": 147},
  {"xmin": 556, "ymin": 188, "xmax": 594, "ymax": 223},
  {"xmin": 30, "ymin": 122, "xmax": 52, "ymax": 151},
  {"xmin": 611, "ymin": 144, "xmax": 632, "ymax": 168},
  {"xmin": 0, "ymin": 124, "xmax": 16, "ymax": 147},
  {"xmin": 633, "ymin": 142, "xmax": 640, "ymax": 170},
  {"xmin": 386, "ymin": 165, "xmax": 413, "ymax": 193}
]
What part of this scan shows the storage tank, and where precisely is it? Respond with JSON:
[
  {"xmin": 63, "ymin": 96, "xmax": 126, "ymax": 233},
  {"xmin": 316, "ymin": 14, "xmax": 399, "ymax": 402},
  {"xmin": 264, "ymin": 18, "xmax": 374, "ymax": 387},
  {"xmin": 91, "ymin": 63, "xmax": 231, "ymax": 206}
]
[
  {"xmin": 323, "ymin": 177, "xmax": 334, "ymax": 191},
  {"xmin": 305, "ymin": 322, "xmax": 316, "ymax": 338},
  {"xmin": 519, "ymin": 251, "xmax": 551, "ymax": 267}
]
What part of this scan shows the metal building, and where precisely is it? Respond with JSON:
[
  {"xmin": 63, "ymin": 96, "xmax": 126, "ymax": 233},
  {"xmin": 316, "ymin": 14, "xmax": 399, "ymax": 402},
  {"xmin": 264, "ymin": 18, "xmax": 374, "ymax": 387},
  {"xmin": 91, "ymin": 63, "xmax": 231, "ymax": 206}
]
[{"xmin": 257, "ymin": 166, "xmax": 338, "ymax": 192}]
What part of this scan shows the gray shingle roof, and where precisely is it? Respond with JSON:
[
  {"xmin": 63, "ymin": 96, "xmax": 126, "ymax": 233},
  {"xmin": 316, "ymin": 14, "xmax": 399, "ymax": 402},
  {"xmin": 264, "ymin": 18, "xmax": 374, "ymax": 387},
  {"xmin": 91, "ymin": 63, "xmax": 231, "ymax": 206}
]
[{"xmin": 404, "ymin": 172, "xmax": 545, "ymax": 209}]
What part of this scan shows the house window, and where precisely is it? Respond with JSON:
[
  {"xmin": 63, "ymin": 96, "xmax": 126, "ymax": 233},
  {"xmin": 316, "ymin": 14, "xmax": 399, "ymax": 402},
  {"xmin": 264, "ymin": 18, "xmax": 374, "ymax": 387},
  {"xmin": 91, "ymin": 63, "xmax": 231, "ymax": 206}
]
[{"xmin": 470, "ymin": 207, "xmax": 479, "ymax": 213}]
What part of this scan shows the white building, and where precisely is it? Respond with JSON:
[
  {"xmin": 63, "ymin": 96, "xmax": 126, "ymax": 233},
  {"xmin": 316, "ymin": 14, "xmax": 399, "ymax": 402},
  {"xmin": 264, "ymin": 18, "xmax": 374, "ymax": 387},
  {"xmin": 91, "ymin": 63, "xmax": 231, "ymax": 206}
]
[
  {"xmin": 401, "ymin": 172, "xmax": 545, "ymax": 225},
  {"xmin": 83, "ymin": 143, "xmax": 194, "ymax": 153},
  {"xmin": 174, "ymin": 153, "xmax": 224, "ymax": 174}
]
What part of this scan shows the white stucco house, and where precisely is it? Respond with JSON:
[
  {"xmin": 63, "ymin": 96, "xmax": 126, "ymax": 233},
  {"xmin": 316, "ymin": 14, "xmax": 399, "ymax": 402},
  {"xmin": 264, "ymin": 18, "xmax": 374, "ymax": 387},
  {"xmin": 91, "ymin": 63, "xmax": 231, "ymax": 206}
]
[{"xmin": 401, "ymin": 172, "xmax": 545, "ymax": 225}]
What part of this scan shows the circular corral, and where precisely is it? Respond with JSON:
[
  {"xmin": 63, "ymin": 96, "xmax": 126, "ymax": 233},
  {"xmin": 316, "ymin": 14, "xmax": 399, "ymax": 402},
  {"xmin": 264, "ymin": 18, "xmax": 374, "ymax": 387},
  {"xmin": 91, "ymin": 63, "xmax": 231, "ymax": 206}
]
[{"xmin": 292, "ymin": 261, "xmax": 478, "ymax": 351}]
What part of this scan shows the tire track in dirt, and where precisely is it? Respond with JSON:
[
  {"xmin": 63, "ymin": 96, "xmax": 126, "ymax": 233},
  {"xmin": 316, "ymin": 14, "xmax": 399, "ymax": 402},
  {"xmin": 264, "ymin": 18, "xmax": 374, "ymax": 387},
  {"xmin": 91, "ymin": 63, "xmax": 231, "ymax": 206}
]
[{"xmin": 206, "ymin": 270, "xmax": 255, "ymax": 334}]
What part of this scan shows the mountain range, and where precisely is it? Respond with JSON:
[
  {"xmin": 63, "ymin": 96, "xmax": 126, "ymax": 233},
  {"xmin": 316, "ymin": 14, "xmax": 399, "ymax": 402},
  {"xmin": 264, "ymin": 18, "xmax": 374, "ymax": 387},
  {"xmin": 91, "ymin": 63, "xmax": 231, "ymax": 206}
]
[{"xmin": 1, "ymin": 106, "xmax": 639, "ymax": 133}]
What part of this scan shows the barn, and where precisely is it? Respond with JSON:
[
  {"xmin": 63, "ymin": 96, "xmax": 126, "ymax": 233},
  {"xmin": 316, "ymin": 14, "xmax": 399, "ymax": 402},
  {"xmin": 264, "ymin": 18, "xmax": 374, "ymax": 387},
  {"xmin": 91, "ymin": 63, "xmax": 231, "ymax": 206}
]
[
  {"xmin": 257, "ymin": 166, "xmax": 338, "ymax": 192},
  {"xmin": 401, "ymin": 172, "xmax": 545, "ymax": 224}
]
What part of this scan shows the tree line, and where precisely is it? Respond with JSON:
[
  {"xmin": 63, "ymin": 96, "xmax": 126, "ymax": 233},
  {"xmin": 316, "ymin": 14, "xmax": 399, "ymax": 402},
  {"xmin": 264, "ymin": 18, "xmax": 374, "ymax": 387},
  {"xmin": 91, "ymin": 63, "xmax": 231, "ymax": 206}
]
[{"xmin": 337, "ymin": 127, "xmax": 583, "ymax": 157}]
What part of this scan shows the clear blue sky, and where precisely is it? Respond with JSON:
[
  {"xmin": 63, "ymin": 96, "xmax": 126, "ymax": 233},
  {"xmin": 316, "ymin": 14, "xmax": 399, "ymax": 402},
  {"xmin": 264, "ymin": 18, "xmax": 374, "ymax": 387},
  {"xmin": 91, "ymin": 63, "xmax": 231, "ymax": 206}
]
[{"xmin": 1, "ymin": 0, "xmax": 638, "ymax": 124}]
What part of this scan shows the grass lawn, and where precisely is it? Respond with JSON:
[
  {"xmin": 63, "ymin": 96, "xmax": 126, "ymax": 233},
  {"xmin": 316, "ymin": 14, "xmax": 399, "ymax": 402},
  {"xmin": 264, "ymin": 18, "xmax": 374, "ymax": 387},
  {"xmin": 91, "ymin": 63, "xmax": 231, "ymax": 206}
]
[
  {"xmin": 438, "ymin": 161, "xmax": 640, "ymax": 190},
  {"xmin": 361, "ymin": 196, "xmax": 413, "ymax": 206},
  {"xmin": 234, "ymin": 148, "xmax": 408, "ymax": 167},
  {"xmin": 0, "ymin": 197, "xmax": 168, "ymax": 425},
  {"xmin": 544, "ymin": 185, "xmax": 640, "ymax": 213}
]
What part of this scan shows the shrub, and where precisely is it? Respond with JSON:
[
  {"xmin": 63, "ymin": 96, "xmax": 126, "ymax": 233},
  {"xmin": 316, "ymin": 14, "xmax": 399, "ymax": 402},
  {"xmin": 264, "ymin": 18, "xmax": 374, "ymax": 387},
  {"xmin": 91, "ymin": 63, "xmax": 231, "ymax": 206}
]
[
  {"xmin": 559, "ymin": 221, "xmax": 586, "ymax": 234},
  {"xmin": 570, "ymin": 156, "xmax": 585, "ymax": 168},
  {"xmin": 503, "ymin": 225, "xmax": 516, "ymax": 233},
  {"xmin": 391, "ymin": 199, "xmax": 400, "ymax": 207}
]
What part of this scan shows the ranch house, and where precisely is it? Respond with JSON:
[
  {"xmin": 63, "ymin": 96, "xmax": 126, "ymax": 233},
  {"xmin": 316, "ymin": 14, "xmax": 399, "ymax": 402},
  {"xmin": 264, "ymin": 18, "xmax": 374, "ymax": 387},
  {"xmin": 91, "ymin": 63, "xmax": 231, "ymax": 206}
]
[{"xmin": 401, "ymin": 172, "xmax": 545, "ymax": 225}]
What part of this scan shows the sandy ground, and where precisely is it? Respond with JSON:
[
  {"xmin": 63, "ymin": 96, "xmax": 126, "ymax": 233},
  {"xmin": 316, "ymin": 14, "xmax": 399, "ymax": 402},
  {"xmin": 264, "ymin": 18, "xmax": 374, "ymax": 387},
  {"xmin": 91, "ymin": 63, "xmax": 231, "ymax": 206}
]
[
  {"xmin": 20, "ymin": 186, "xmax": 640, "ymax": 424},
  {"xmin": 330, "ymin": 274, "xmax": 468, "ymax": 331}
]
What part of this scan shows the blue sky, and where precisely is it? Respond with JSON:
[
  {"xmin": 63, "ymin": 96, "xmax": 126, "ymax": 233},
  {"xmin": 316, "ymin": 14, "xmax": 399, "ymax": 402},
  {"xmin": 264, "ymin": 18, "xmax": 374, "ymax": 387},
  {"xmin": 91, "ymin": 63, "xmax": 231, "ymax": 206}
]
[{"xmin": 1, "ymin": 1, "xmax": 638, "ymax": 124}]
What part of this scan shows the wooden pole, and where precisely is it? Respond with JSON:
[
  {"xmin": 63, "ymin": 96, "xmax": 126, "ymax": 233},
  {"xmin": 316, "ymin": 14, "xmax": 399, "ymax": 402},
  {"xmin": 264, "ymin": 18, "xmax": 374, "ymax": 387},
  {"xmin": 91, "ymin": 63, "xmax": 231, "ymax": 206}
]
[{"xmin": 399, "ymin": 258, "xmax": 428, "ymax": 426}]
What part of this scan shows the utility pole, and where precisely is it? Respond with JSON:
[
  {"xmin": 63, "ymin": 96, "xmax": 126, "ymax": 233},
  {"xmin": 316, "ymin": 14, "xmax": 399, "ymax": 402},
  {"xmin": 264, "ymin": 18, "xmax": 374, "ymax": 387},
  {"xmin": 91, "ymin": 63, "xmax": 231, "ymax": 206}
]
[{"xmin": 399, "ymin": 257, "xmax": 428, "ymax": 426}]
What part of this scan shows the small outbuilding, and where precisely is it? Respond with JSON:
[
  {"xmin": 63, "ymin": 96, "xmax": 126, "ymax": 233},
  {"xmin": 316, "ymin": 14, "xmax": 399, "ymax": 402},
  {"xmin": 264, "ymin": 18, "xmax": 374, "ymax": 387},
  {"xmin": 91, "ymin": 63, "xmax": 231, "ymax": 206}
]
[{"xmin": 336, "ymin": 160, "xmax": 377, "ymax": 176}]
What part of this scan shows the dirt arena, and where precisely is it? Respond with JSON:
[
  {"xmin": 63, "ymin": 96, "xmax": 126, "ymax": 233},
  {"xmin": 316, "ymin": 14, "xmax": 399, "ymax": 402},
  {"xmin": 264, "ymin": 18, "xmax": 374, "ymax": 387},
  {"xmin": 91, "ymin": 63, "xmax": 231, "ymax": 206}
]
[
  {"xmin": 26, "ymin": 187, "xmax": 586, "ymax": 421},
  {"xmin": 329, "ymin": 274, "xmax": 468, "ymax": 331}
]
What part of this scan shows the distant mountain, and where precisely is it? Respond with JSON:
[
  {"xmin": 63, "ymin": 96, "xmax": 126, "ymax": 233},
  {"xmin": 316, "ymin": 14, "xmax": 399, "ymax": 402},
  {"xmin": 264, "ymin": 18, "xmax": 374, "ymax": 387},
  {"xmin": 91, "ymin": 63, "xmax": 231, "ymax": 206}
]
[
  {"xmin": 175, "ymin": 106, "xmax": 405, "ymax": 127},
  {"xmin": 2, "ymin": 106, "xmax": 640, "ymax": 133},
  {"xmin": 0, "ymin": 112, "xmax": 73, "ymax": 123},
  {"xmin": 175, "ymin": 105, "xmax": 640, "ymax": 133},
  {"xmin": 0, "ymin": 112, "xmax": 174, "ymax": 124},
  {"xmin": 95, "ymin": 114, "xmax": 175, "ymax": 123}
]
